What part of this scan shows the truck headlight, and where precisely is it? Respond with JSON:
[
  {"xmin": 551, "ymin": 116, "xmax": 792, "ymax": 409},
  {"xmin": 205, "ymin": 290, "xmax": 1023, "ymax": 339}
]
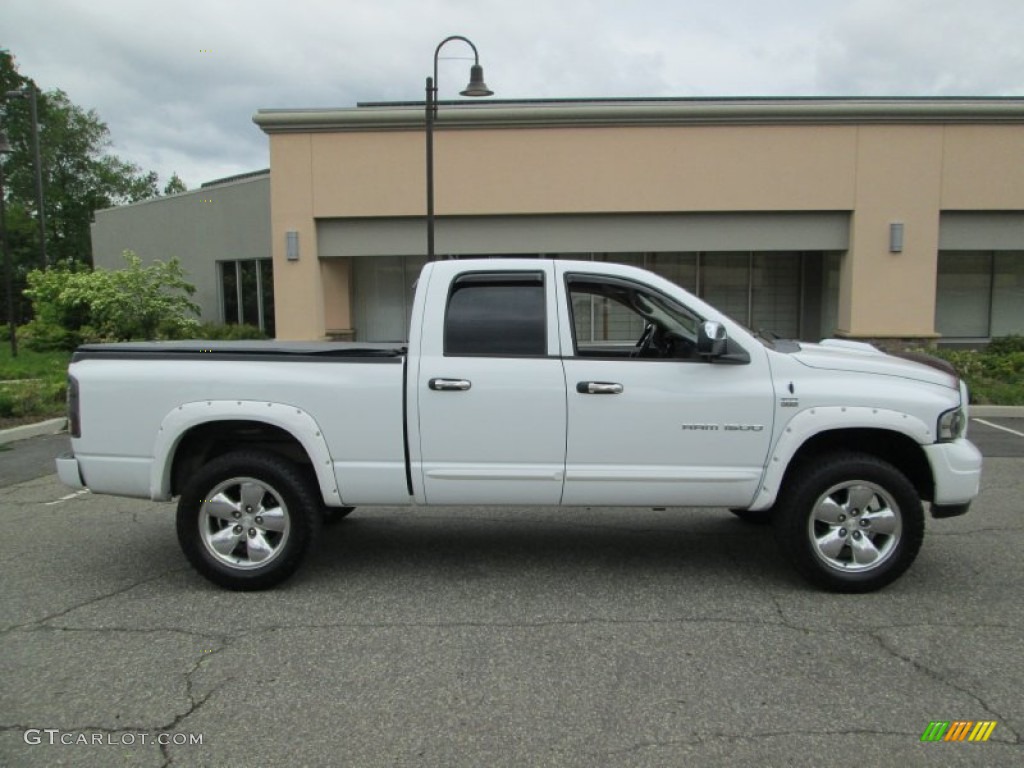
[{"xmin": 938, "ymin": 406, "xmax": 966, "ymax": 442}]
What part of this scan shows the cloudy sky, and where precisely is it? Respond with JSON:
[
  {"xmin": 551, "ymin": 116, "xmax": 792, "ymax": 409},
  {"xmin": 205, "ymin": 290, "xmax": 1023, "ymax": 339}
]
[{"xmin": 3, "ymin": 0, "xmax": 1022, "ymax": 188}]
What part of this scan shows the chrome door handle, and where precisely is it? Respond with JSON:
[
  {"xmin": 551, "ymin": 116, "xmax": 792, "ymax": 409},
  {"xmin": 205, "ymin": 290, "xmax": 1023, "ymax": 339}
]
[
  {"xmin": 576, "ymin": 381, "xmax": 624, "ymax": 395},
  {"xmin": 429, "ymin": 378, "xmax": 472, "ymax": 391}
]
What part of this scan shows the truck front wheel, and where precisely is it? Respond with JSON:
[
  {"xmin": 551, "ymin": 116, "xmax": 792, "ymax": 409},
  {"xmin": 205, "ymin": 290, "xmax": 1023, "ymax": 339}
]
[
  {"xmin": 176, "ymin": 451, "xmax": 321, "ymax": 590},
  {"xmin": 774, "ymin": 453, "xmax": 924, "ymax": 593}
]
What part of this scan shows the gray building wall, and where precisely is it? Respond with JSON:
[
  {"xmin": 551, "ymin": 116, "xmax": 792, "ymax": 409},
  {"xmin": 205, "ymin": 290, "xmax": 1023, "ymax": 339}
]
[{"xmin": 90, "ymin": 173, "xmax": 271, "ymax": 323}]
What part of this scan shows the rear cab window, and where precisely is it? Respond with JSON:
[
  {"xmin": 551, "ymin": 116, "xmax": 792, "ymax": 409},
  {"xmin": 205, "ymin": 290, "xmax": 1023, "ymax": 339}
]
[{"xmin": 444, "ymin": 272, "xmax": 547, "ymax": 357}]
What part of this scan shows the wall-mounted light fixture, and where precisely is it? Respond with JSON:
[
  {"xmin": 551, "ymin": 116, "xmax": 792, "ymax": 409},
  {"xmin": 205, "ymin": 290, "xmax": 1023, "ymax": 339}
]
[
  {"xmin": 889, "ymin": 222, "xmax": 904, "ymax": 253},
  {"xmin": 286, "ymin": 230, "xmax": 299, "ymax": 261}
]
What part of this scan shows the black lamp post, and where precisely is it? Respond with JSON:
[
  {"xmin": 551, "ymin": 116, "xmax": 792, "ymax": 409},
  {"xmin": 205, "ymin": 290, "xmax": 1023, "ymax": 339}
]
[
  {"xmin": 0, "ymin": 130, "xmax": 16, "ymax": 355},
  {"xmin": 425, "ymin": 36, "xmax": 493, "ymax": 261},
  {"xmin": 5, "ymin": 86, "xmax": 47, "ymax": 269}
]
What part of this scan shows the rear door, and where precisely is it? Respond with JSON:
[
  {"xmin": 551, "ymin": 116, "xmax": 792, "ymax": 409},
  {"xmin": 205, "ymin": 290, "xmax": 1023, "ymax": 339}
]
[{"xmin": 413, "ymin": 263, "xmax": 567, "ymax": 505}]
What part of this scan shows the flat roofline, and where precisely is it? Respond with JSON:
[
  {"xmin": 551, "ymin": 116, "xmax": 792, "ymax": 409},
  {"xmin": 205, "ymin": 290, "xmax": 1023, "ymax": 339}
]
[
  {"xmin": 254, "ymin": 96, "xmax": 1024, "ymax": 134},
  {"xmin": 201, "ymin": 168, "xmax": 270, "ymax": 188},
  {"xmin": 359, "ymin": 95, "xmax": 1024, "ymax": 108},
  {"xmin": 92, "ymin": 170, "xmax": 270, "ymax": 216}
]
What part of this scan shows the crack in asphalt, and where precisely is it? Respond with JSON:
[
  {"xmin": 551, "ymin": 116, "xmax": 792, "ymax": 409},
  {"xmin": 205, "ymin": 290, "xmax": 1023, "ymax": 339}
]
[
  {"xmin": 1, "ymin": 569, "xmax": 237, "ymax": 752},
  {"xmin": 747, "ymin": 579, "xmax": 1023, "ymax": 746},
  {"xmin": 867, "ymin": 630, "xmax": 1022, "ymax": 745},
  {"xmin": 14, "ymin": 624, "xmax": 230, "ymax": 641},
  {"xmin": 1, "ymin": 633, "xmax": 238, "ymax": 768},
  {"xmin": 157, "ymin": 638, "xmax": 238, "ymax": 768},
  {"xmin": 5, "ymin": 612, "xmax": 1020, "ymax": 756},
  {"xmin": 0, "ymin": 567, "xmax": 188, "ymax": 635},
  {"xmin": 24, "ymin": 615, "xmax": 1024, "ymax": 636}
]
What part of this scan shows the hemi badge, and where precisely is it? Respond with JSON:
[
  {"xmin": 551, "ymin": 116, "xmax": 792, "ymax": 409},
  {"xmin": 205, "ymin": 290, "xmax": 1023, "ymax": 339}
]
[{"xmin": 780, "ymin": 398, "xmax": 799, "ymax": 408}]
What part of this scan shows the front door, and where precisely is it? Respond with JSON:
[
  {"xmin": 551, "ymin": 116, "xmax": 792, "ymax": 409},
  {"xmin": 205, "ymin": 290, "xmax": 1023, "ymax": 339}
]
[{"xmin": 558, "ymin": 268, "xmax": 774, "ymax": 507}]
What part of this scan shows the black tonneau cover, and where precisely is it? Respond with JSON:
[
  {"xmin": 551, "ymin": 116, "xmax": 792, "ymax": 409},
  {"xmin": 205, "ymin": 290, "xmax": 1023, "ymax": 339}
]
[{"xmin": 72, "ymin": 340, "xmax": 406, "ymax": 363}]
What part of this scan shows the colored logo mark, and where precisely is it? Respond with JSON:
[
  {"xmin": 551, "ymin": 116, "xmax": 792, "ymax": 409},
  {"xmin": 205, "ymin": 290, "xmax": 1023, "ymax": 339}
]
[{"xmin": 920, "ymin": 721, "xmax": 997, "ymax": 742}]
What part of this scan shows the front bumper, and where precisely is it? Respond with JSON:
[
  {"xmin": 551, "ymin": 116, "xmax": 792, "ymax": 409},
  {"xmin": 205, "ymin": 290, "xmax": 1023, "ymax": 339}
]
[
  {"xmin": 923, "ymin": 438, "xmax": 982, "ymax": 512},
  {"xmin": 55, "ymin": 454, "xmax": 85, "ymax": 490}
]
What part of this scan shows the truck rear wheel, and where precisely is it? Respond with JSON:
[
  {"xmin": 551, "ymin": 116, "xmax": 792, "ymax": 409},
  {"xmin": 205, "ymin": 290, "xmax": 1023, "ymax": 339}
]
[
  {"xmin": 176, "ymin": 451, "xmax": 321, "ymax": 590},
  {"xmin": 774, "ymin": 453, "xmax": 924, "ymax": 593}
]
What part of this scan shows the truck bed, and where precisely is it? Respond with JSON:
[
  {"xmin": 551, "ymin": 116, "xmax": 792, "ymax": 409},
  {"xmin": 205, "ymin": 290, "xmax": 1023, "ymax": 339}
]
[{"xmin": 67, "ymin": 340, "xmax": 409, "ymax": 505}]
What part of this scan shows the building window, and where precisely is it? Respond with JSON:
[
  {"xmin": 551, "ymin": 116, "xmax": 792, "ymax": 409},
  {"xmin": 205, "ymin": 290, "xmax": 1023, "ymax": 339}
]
[
  {"xmin": 936, "ymin": 251, "xmax": 1024, "ymax": 340},
  {"xmin": 602, "ymin": 251, "xmax": 829, "ymax": 341},
  {"xmin": 700, "ymin": 252, "xmax": 751, "ymax": 326},
  {"xmin": 349, "ymin": 251, "xmax": 838, "ymax": 344},
  {"xmin": 219, "ymin": 259, "xmax": 275, "ymax": 336}
]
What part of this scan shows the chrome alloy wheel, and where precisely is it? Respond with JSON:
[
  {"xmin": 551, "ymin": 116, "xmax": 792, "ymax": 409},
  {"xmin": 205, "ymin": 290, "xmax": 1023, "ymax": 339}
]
[
  {"xmin": 807, "ymin": 480, "xmax": 902, "ymax": 573},
  {"xmin": 198, "ymin": 477, "xmax": 291, "ymax": 569}
]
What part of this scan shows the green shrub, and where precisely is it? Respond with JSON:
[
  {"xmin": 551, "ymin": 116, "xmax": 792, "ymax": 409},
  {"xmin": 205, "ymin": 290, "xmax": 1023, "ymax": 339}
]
[
  {"xmin": 928, "ymin": 338, "xmax": 1024, "ymax": 405},
  {"xmin": 986, "ymin": 334, "xmax": 1024, "ymax": 355},
  {"xmin": 191, "ymin": 322, "xmax": 268, "ymax": 341},
  {"xmin": 0, "ymin": 378, "xmax": 67, "ymax": 419},
  {"xmin": 22, "ymin": 251, "xmax": 200, "ymax": 350},
  {"xmin": 18, "ymin": 319, "xmax": 81, "ymax": 353}
]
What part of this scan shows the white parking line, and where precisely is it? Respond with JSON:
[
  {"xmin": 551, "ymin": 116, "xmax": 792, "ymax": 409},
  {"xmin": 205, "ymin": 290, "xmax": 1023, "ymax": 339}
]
[
  {"xmin": 44, "ymin": 489, "xmax": 90, "ymax": 506},
  {"xmin": 972, "ymin": 418, "xmax": 1024, "ymax": 438}
]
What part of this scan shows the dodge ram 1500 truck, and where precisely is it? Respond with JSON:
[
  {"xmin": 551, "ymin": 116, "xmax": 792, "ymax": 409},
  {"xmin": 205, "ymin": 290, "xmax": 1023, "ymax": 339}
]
[{"xmin": 56, "ymin": 259, "xmax": 982, "ymax": 592}]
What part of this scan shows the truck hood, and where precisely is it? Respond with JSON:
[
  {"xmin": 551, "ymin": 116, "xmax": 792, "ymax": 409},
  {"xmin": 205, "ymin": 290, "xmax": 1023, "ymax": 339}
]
[{"xmin": 789, "ymin": 339, "xmax": 958, "ymax": 389}]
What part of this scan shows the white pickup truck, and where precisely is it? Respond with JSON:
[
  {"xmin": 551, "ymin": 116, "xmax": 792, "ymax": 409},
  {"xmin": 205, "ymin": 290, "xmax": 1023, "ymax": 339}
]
[{"xmin": 57, "ymin": 258, "xmax": 982, "ymax": 592}]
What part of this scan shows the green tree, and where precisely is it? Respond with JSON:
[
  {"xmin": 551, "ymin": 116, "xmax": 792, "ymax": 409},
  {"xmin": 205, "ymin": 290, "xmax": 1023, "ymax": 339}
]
[
  {"xmin": 1, "ymin": 50, "xmax": 165, "ymax": 326},
  {"xmin": 163, "ymin": 172, "xmax": 188, "ymax": 195}
]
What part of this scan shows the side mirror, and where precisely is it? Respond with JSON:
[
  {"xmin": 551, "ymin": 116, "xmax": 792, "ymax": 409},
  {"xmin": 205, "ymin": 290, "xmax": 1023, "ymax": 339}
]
[{"xmin": 697, "ymin": 320, "xmax": 728, "ymax": 358}]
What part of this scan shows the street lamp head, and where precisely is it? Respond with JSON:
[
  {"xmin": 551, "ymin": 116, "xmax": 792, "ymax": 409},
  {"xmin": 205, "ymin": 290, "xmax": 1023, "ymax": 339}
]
[
  {"xmin": 426, "ymin": 35, "xmax": 494, "ymax": 261},
  {"xmin": 460, "ymin": 64, "xmax": 493, "ymax": 98}
]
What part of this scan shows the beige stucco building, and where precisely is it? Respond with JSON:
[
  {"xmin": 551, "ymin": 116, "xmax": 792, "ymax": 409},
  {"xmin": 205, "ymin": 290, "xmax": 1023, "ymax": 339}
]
[
  {"xmin": 253, "ymin": 98, "xmax": 1024, "ymax": 345},
  {"xmin": 96, "ymin": 98, "xmax": 1024, "ymax": 345}
]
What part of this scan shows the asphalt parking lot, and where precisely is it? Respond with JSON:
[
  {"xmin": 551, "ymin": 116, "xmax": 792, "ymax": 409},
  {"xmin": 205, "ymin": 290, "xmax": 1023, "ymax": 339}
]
[{"xmin": 1, "ymin": 421, "xmax": 1022, "ymax": 767}]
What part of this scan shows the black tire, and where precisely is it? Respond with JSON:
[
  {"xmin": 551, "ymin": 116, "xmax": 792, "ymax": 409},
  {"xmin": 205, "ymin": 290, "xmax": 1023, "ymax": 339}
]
[
  {"xmin": 322, "ymin": 506, "xmax": 355, "ymax": 525},
  {"xmin": 730, "ymin": 507, "xmax": 773, "ymax": 525},
  {"xmin": 176, "ymin": 450, "xmax": 321, "ymax": 590},
  {"xmin": 773, "ymin": 453, "xmax": 924, "ymax": 593}
]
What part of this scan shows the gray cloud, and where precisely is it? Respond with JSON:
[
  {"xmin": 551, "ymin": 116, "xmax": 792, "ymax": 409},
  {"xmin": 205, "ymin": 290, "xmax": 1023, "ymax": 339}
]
[
  {"xmin": 4, "ymin": 0, "xmax": 1020, "ymax": 189},
  {"xmin": 817, "ymin": 0, "xmax": 1024, "ymax": 95}
]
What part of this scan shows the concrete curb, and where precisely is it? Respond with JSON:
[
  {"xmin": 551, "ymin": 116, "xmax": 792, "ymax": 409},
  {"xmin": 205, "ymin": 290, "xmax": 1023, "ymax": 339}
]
[{"xmin": 0, "ymin": 418, "xmax": 68, "ymax": 446}]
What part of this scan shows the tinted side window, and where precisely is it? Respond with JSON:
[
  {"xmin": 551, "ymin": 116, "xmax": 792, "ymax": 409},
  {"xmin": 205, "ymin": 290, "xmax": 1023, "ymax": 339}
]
[{"xmin": 445, "ymin": 273, "xmax": 546, "ymax": 356}]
